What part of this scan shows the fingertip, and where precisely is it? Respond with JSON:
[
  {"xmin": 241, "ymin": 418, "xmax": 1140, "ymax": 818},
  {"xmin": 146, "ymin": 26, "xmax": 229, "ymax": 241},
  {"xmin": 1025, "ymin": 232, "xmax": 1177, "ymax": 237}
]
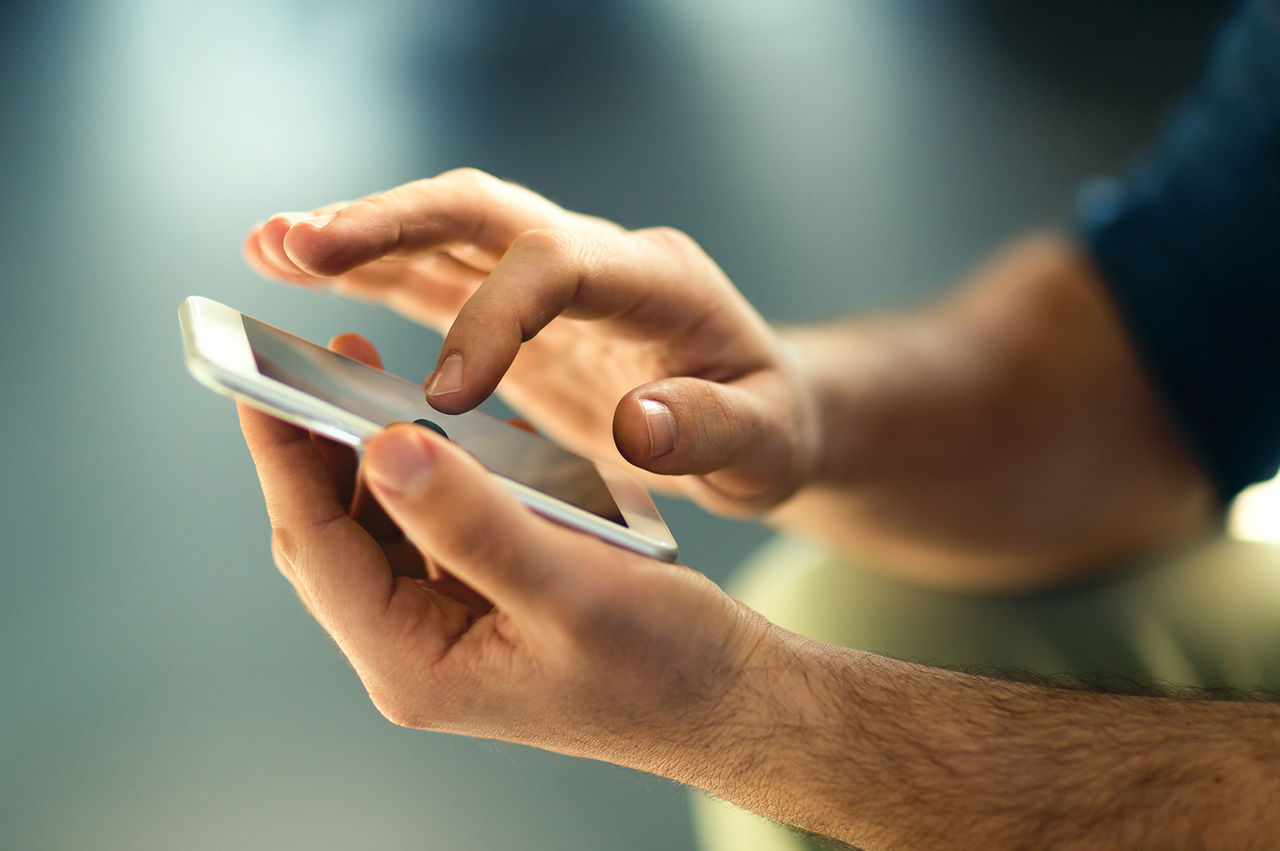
[
  {"xmin": 362, "ymin": 419, "xmax": 564, "ymax": 611},
  {"xmin": 613, "ymin": 391, "xmax": 674, "ymax": 470},
  {"xmin": 425, "ymin": 352, "xmax": 464, "ymax": 399},
  {"xmin": 242, "ymin": 229, "xmax": 270, "ymax": 271},
  {"xmin": 282, "ymin": 217, "xmax": 338, "ymax": 277},
  {"xmin": 423, "ymin": 352, "xmax": 491, "ymax": 415},
  {"xmin": 243, "ymin": 227, "xmax": 301, "ymax": 283},
  {"xmin": 363, "ymin": 423, "xmax": 440, "ymax": 498},
  {"xmin": 425, "ymin": 395, "xmax": 474, "ymax": 415},
  {"xmin": 255, "ymin": 213, "xmax": 332, "ymax": 284},
  {"xmin": 639, "ymin": 397, "xmax": 679, "ymax": 459},
  {"xmin": 614, "ymin": 380, "xmax": 750, "ymax": 476},
  {"xmin": 424, "ymin": 299, "xmax": 523, "ymax": 413},
  {"xmin": 284, "ymin": 213, "xmax": 370, "ymax": 277},
  {"xmin": 505, "ymin": 418, "xmax": 538, "ymax": 435},
  {"xmin": 329, "ymin": 332, "xmax": 383, "ymax": 369}
]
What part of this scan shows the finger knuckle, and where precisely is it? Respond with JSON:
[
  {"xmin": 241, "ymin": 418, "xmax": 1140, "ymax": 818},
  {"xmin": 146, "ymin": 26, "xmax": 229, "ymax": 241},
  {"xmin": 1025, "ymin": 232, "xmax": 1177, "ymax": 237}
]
[
  {"xmin": 438, "ymin": 167, "xmax": 498, "ymax": 191},
  {"xmin": 341, "ymin": 194, "xmax": 386, "ymax": 222},
  {"xmin": 509, "ymin": 227, "xmax": 576, "ymax": 264},
  {"xmin": 357, "ymin": 180, "xmax": 427, "ymax": 219},
  {"xmin": 638, "ymin": 225, "xmax": 699, "ymax": 256},
  {"xmin": 690, "ymin": 384, "xmax": 742, "ymax": 447},
  {"xmin": 366, "ymin": 686, "xmax": 427, "ymax": 729},
  {"xmin": 263, "ymin": 212, "xmax": 298, "ymax": 231},
  {"xmin": 269, "ymin": 527, "xmax": 297, "ymax": 578}
]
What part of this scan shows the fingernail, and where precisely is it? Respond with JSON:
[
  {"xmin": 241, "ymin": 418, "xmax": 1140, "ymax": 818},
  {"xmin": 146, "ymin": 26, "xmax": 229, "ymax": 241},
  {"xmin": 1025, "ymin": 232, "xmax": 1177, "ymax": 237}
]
[
  {"xmin": 365, "ymin": 428, "xmax": 436, "ymax": 495},
  {"xmin": 640, "ymin": 398, "xmax": 678, "ymax": 459},
  {"xmin": 296, "ymin": 214, "xmax": 334, "ymax": 230},
  {"xmin": 427, "ymin": 353, "xmax": 464, "ymax": 397}
]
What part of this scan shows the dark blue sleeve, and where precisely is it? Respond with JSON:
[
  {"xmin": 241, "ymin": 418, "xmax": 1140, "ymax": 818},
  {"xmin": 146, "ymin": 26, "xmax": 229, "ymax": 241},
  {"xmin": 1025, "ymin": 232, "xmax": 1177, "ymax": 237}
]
[{"xmin": 1078, "ymin": 0, "xmax": 1280, "ymax": 501}]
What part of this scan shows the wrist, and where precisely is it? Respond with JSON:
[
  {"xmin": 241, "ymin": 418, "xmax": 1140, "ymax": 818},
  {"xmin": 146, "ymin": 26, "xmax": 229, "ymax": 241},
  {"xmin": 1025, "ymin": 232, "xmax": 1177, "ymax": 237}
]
[
  {"xmin": 547, "ymin": 586, "xmax": 785, "ymax": 791},
  {"xmin": 671, "ymin": 616, "xmax": 871, "ymax": 840}
]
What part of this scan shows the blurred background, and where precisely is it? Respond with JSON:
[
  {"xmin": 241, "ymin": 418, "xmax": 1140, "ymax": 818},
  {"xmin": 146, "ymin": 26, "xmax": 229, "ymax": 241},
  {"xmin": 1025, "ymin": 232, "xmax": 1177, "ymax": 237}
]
[{"xmin": 2, "ymin": 1, "xmax": 1260, "ymax": 848}]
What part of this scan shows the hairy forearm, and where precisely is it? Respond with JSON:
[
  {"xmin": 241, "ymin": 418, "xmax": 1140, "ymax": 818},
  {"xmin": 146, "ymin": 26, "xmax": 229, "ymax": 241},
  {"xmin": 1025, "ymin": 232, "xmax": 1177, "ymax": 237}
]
[
  {"xmin": 768, "ymin": 234, "xmax": 1215, "ymax": 588},
  {"xmin": 689, "ymin": 627, "xmax": 1280, "ymax": 850}
]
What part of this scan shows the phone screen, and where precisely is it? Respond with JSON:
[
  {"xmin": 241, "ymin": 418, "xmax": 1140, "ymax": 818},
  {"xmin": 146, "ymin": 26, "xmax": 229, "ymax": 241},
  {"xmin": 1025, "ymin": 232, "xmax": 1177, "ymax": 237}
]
[{"xmin": 241, "ymin": 315, "xmax": 627, "ymax": 526}]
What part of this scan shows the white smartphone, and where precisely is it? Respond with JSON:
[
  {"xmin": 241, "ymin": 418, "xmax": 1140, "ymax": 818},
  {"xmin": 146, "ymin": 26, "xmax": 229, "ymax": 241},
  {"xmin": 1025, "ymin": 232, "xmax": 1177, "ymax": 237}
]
[{"xmin": 179, "ymin": 296, "xmax": 678, "ymax": 561}]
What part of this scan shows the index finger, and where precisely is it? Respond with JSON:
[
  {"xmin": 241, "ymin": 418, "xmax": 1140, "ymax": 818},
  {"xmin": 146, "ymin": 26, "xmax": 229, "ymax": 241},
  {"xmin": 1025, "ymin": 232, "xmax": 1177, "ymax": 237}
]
[
  {"xmin": 424, "ymin": 227, "xmax": 770, "ymax": 414},
  {"xmin": 279, "ymin": 169, "xmax": 581, "ymax": 278}
]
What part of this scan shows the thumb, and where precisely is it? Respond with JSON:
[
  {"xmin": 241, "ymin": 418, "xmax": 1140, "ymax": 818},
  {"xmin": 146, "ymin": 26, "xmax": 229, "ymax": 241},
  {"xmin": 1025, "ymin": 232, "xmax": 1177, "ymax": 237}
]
[
  {"xmin": 612, "ymin": 375, "xmax": 807, "ymax": 510},
  {"xmin": 361, "ymin": 423, "xmax": 574, "ymax": 614}
]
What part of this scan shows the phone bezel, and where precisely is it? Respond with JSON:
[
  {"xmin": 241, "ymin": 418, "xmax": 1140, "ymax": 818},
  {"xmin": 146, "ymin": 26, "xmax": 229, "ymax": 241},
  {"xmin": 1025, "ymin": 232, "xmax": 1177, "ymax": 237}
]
[{"xmin": 179, "ymin": 296, "xmax": 679, "ymax": 562}]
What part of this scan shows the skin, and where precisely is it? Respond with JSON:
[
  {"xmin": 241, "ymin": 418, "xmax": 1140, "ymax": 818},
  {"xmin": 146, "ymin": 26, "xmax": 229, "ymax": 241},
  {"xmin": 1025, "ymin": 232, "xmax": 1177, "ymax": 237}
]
[
  {"xmin": 236, "ymin": 170, "xmax": 1273, "ymax": 848},
  {"xmin": 770, "ymin": 236, "xmax": 1219, "ymax": 588}
]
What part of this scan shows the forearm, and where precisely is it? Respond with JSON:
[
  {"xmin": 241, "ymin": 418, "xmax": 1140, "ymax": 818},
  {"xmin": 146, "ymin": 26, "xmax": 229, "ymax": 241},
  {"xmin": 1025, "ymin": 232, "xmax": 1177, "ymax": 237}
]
[
  {"xmin": 678, "ymin": 627, "xmax": 1280, "ymax": 850},
  {"xmin": 768, "ymin": 234, "xmax": 1215, "ymax": 588}
]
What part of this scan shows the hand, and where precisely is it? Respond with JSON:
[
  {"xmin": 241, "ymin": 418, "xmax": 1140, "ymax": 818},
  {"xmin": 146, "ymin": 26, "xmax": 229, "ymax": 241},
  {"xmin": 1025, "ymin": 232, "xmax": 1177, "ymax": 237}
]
[
  {"xmin": 237, "ymin": 333, "xmax": 767, "ymax": 769},
  {"xmin": 243, "ymin": 169, "xmax": 820, "ymax": 514}
]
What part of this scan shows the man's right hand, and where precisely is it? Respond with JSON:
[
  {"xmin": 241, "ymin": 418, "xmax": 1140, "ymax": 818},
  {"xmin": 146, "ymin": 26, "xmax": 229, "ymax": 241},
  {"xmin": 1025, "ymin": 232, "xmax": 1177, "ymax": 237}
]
[
  {"xmin": 246, "ymin": 172, "xmax": 1216, "ymax": 589},
  {"xmin": 244, "ymin": 169, "xmax": 821, "ymax": 516}
]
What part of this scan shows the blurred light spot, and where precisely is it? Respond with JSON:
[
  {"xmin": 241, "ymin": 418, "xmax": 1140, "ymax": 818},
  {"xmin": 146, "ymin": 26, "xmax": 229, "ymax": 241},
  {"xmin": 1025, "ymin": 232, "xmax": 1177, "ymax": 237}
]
[{"xmin": 1229, "ymin": 472, "xmax": 1280, "ymax": 543}]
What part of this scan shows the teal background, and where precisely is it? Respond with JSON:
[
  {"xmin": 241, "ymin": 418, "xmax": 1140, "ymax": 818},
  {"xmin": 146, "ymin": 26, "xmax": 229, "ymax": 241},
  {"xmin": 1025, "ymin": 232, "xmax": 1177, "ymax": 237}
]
[{"xmin": 0, "ymin": 2, "xmax": 1226, "ymax": 848}]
